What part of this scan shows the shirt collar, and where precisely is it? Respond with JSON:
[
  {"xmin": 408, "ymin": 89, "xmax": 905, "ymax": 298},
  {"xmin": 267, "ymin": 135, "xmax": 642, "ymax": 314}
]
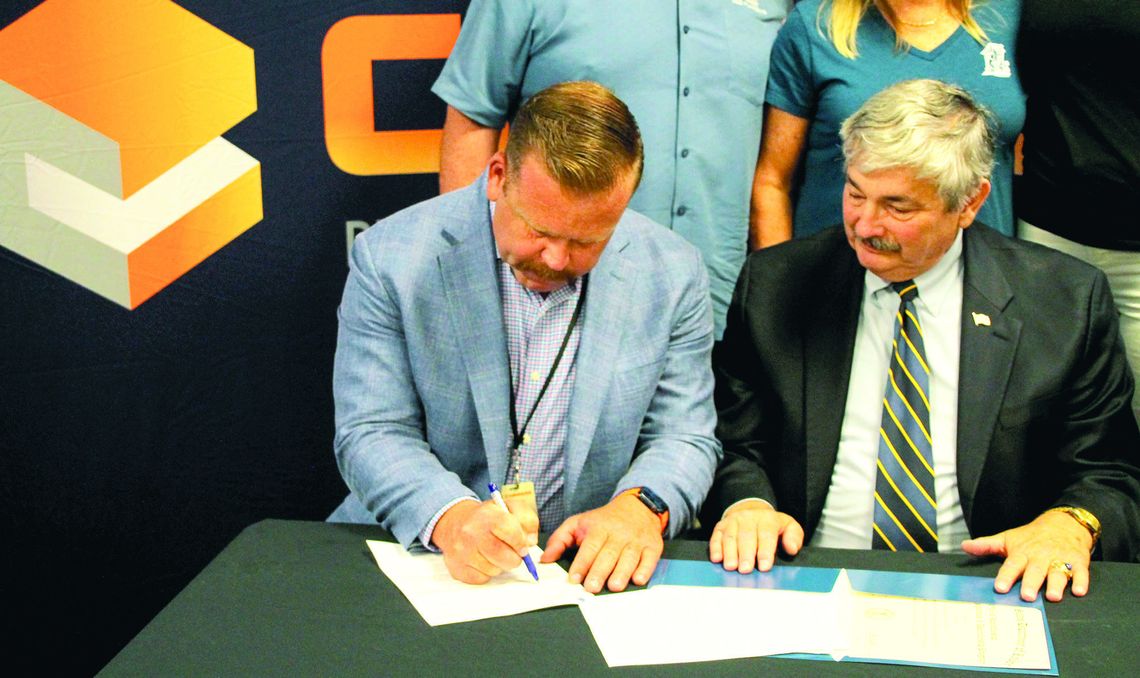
[{"xmin": 864, "ymin": 228, "xmax": 964, "ymax": 316}]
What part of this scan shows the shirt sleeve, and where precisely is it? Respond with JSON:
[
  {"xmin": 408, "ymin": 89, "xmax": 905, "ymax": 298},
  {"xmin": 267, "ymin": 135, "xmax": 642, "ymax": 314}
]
[
  {"xmin": 764, "ymin": 4, "xmax": 817, "ymax": 119},
  {"xmin": 431, "ymin": 0, "xmax": 536, "ymax": 128},
  {"xmin": 419, "ymin": 496, "xmax": 480, "ymax": 551}
]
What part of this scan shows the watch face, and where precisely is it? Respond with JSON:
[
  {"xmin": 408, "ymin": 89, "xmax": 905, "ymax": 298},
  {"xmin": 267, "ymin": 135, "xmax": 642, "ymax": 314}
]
[{"xmin": 638, "ymin": 487, "xmax": 668, "ymax": 514}]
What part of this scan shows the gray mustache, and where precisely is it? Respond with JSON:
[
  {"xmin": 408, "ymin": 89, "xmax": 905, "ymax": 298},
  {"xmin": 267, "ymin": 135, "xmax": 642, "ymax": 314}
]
[{"xmin": 859, "ymin": 236, "xmax": 901, "ymax": 252}]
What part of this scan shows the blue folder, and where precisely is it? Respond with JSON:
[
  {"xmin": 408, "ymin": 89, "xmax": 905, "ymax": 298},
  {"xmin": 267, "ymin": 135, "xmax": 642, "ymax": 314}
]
[{"xmin": 648, "ymin": 559, "xmax": 1057, "ymax": 674}]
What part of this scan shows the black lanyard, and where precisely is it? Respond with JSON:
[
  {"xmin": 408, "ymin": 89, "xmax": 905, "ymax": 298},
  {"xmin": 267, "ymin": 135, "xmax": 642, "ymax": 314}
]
[{"xmin": 508, "ymin": 278, "xmax": 587, "ymax": 457}]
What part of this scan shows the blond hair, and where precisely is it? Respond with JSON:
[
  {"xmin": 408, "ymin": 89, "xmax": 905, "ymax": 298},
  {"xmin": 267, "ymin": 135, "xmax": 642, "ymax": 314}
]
[
  {"xmin": 505, "ymin": 81, "xmax": 643, "ymax": 194},
  {"xmin": 820, "ymin": 1, "xmax": 989, "ymax": 59}
]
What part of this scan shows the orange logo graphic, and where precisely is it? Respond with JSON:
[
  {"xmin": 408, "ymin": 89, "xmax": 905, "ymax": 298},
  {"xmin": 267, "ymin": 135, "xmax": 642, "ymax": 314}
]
[
  {"xmin": 0, "ymin": 0, "xmax": 261, "ymax": 309},
  {"xmin": 322, "ymin": 14, "xmax": 461, "ymax": 176}
]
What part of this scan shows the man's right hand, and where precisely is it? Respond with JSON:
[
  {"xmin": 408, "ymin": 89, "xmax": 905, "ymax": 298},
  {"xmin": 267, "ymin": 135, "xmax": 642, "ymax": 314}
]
[
  {"xmin": 708, "ymin": 499, "xmax": 804, "ymax": 574},
  {"xmin": 431, "ymin": 494, "xmax": 539, "ymax": 584}
]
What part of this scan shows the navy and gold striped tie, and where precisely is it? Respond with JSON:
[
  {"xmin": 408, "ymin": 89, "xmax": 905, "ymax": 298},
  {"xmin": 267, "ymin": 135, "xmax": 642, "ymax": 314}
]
[{"xmin": 872, "ymin": 280, "xmax": 937, "ymax": 552}]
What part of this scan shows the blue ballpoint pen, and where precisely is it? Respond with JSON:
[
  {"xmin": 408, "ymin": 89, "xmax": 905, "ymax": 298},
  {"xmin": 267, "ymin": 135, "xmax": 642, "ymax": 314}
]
[{"xmin": 487, "ymin": 483, "xmax": 540, "ymax": 581}]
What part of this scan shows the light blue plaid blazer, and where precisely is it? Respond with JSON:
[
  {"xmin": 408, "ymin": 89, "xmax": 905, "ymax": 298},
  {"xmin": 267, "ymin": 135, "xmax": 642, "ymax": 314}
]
[{"xmin": 328, "ymin": 173, "xmax": 721, "ymax": 546}]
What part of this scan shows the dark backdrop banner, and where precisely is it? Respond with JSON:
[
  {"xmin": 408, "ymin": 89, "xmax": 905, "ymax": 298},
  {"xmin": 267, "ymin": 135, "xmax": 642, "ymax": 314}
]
[{"xmin": 0, "ymin": 1, "xmax": 468, "ymax": 672}]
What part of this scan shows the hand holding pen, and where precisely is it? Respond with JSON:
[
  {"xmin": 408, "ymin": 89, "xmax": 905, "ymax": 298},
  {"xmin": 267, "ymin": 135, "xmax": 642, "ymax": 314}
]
[
  {"xmin": 489, "ymin": 483, "xmax": 539, "ymax": 581},
  {"xmin": 430, "ymin": 484, "xmax": 541, "ymax": 585}
]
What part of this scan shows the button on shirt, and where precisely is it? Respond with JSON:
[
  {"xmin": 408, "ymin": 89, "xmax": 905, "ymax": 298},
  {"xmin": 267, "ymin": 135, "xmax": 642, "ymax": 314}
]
[
  {"xmin": 813, "ymin": 230, "xmax": 969, "ymax": 552},
  {"xmin": 499, "ymin": 258, "xmax": 583, "ymax": 530},
  {"xmin": 432, "ymin": 0, "xmax": 791, "ymax": 336},
  {"xmin": 418, "ymin": 216, "xmax": 583, "ymax": 549}
]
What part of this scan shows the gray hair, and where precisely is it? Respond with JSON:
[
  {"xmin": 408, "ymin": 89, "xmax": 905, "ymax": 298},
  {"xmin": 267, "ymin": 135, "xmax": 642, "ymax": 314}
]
[{"xmin": 839, "ymin": 79, "xmax": 995, "ymax": 211}]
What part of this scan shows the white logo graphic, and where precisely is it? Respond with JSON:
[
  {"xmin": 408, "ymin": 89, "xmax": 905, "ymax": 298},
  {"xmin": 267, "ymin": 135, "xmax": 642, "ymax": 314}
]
[
  {"xmin": 731, "ymin": 0, "xmax": 769, "ymax": 17},
  {"xmin": 980, "ymin": 43, "xmax": 1011, "ymax": 78}
]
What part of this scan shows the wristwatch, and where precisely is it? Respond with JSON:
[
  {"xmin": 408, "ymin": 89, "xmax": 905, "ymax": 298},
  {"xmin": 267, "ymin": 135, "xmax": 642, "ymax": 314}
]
[
  {"xmin": 1046, "ymin": 506, "xmax": 1101, "ymax": 547},
  {"xmin": 620, "ymin": 486, "xmax": 670, "ymax": 533}
]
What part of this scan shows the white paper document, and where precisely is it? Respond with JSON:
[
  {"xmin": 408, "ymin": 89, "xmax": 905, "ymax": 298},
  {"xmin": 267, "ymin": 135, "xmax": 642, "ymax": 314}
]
[
  {"xmin": 365, "ymin": 540, "xmax": 587, "ymax": 626},
  {"xmin": 848, "ymin": 591, "xmax": 1049, "ymax": 669},
  {"xmin": 580, "ymin": 569, "xmax": 1050, "ymax": 671},
  {"xmin": 579, "ymin": 586, "xmax": 838, "ymax": 666}
]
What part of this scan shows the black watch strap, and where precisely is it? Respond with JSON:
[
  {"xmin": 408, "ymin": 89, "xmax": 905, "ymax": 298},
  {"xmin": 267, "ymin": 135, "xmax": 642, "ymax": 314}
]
[{"xmin": 635, "ymin": 487, "xmax": 668, "ymax": 515}]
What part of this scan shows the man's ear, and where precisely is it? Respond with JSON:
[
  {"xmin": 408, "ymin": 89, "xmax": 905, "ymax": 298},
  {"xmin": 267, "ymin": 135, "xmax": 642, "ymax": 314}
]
[
  {"xmin": 485, "ymin": 151, "xmax": 508, "ymax": 201},
  {"xmin": 957, "ymin": 178, "xmax": 992, "ymax": 229}
]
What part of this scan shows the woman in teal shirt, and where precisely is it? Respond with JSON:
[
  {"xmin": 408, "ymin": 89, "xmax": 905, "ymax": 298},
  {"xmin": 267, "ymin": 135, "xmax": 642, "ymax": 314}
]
[{"xmin": 750, "ymin": 0, "xmax": 1024, "ymax": 247}]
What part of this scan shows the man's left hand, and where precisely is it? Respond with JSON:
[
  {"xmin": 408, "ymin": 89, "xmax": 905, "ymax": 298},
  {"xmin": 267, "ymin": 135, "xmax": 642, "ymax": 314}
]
[
  {"xmin": 961, "ymin": 511, "xmax": 1094, "ymax": 602},
  {"xmin": 540, "ymin": 494, "xmax": 664, "ymax": 593}
]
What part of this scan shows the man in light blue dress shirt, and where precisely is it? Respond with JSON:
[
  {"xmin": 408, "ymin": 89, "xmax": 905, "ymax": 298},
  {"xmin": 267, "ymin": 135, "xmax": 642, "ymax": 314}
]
[
  {"xmin": 330, "ymin": 83, "xmax": 720, "ymax": 594},
  {"xmin": 433, "ymin": 0, "xmax": 792, "ymax": 337}
]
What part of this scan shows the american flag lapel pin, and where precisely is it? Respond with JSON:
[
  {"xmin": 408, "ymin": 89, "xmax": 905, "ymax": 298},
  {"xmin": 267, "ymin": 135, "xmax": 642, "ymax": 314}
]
[{"xmin": 971, "ymin": 312, "xmax": 992, "ymax": 327}]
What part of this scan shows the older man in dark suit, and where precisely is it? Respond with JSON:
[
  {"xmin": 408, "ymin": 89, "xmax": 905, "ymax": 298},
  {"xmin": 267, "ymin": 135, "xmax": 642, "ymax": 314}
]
[{"xmin": 706, "ymin": 79, "xmax": 1140, "ymax": 603}]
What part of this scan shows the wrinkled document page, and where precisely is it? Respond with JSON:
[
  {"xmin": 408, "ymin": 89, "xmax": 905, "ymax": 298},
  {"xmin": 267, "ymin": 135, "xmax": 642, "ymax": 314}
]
[
  {"xmin": 366, "ymin": 540, "xmax": 587, "ymax": 626},
  {"xmin": 581, "ymin": 569, "xmax": 1050, "ymax": 671}
]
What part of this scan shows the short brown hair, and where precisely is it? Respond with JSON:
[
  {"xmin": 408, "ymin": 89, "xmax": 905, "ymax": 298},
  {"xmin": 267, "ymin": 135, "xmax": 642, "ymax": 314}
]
[{"xmin": 505, "ymin": 81, "xmax": 643, "ymax": 194}]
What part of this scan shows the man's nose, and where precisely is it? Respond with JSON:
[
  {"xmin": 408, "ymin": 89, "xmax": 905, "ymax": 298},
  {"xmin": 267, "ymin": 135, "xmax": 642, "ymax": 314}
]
[
  {"xmin": 852, "ymin": 203, "xmax": 885, "ymax": 237},
  {"xmin": 541, "ymin": 239, "xmax": 570, "ymax": 271}
]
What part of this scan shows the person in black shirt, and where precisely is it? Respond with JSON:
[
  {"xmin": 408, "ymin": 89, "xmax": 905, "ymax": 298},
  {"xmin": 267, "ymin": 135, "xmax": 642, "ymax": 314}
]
[{"xmin": 1015, "ymin": 0, "xmax": 1140, "ymax": 426}]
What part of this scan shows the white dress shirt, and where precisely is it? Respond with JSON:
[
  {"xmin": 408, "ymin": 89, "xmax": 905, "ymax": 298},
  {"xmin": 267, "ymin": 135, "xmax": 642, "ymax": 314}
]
[{"xmin": 812, "ymin": 230, "xmax": 969, "ymax": 552}]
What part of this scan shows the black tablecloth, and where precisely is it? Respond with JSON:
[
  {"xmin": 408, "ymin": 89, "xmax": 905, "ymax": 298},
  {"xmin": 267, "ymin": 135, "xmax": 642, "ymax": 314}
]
[{"xmin": 99, "ymin": 519, "xmax": 1140, "ymax": 676}]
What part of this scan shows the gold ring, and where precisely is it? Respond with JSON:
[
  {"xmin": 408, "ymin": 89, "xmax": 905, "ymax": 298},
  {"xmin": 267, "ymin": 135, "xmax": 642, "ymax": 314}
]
[{"xmin": 1049, "ymin": 560, "xmax": 1074, "ymax": 579}]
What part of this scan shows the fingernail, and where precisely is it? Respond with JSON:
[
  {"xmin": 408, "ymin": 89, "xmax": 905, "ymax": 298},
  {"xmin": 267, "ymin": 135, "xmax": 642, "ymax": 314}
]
[
  {"xmin": 759, "ymin": 559, "xmax": 772, "ymax": 571},
  {"xmin": 570, "ymin": 573, "xmax": 582, "ymax": 584}
]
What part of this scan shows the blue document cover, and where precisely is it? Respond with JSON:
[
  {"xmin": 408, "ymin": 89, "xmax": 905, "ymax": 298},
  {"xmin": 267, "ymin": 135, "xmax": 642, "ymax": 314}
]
[{"xmin": 649, "ymin": 559, "xmax": 1057, "ymax": 674}]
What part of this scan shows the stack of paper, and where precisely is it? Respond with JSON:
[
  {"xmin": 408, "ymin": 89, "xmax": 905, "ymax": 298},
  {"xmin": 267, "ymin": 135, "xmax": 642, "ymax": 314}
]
[
  {"xmin": 581, "ymin": 569, "xmax": 1052, "ymax": 672},
  {"xmin": 365, "ymin": 544, "xmax": 1055, "ymax": 673}
]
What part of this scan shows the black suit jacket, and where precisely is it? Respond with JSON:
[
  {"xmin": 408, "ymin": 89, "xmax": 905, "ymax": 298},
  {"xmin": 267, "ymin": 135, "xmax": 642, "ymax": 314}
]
[{"xmin": 707, "ymin": 225, "xmax": 1140, "ymax": 561}]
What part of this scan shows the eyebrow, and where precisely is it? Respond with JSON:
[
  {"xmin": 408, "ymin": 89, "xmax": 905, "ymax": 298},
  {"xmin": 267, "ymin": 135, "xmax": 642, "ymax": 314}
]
[
  {"xmin": 509, "ymin": 195, "xmax": 610, "ymax": 245},
  {"xmin": 845, "ymin": 175, "xmax": 922, "ymax": 206}
]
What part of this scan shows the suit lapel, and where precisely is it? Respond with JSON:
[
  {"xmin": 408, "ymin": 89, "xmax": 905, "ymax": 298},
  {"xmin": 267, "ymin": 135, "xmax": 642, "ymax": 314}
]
[
  {"xmin": 956, "ymin": 227, "xmax": 1020, "ymax": 526},
  {"xmin": 803, "ymin": 241, "xmax": 865, "ymax": 532},
  {"xmin": 563, "ymin": 232, "xmax": 631, "ymax": 508},
  {"xmin": 438, "ymin": 178, "xmax": 512, "ymax": 487}
]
